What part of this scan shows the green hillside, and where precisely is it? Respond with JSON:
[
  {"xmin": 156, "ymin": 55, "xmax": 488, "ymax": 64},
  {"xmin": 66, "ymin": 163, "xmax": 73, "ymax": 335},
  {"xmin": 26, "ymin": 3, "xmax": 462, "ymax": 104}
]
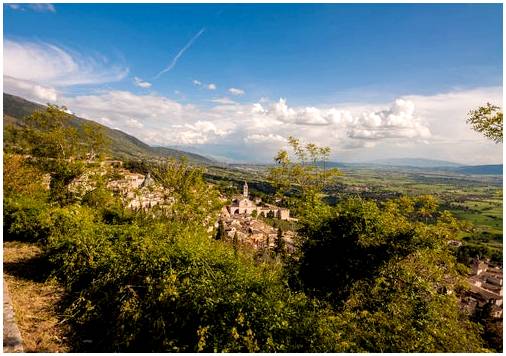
[{"xmin": 3, "ymin": 93, "xmax": 214, "ymax": 165}]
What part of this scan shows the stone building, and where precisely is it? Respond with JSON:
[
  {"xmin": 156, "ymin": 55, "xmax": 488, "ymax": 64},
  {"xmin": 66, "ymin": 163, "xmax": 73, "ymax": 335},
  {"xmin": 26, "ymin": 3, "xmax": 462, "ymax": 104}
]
[
  {"xmin": 227, "ymin": 181, "xmax": 290, "ymax": 220},
  {"xmin": 462, "ymin": 259, "xmax": 503, "ymax": 318}
]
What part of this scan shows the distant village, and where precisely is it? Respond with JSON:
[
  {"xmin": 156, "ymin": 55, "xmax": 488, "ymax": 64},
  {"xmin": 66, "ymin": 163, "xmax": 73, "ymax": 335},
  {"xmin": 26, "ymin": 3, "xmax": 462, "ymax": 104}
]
[
  {"xmin": 219, "ymin": 181, "xmax": 296, "ymax": 252},
  {"xmin": 67, "ymin": 159, "xmax": 503, "ymax": 318},
  {"xmin": 68, "ymin": 160, "xmax": 296, "ymax": 253}
]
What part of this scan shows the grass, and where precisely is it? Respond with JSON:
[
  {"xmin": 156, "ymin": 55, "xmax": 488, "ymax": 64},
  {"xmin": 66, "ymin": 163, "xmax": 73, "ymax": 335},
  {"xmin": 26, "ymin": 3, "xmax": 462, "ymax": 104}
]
[{"xmin": 3, "ymin": 241, "xmax": 70, "ymax": 352}]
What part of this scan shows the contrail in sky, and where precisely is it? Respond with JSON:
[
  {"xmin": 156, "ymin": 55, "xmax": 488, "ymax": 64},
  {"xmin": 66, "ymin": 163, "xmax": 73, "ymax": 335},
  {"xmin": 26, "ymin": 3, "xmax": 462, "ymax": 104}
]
[{"xmin": 154, "ymin": 28, "xmax": 206, "ymax": 79}]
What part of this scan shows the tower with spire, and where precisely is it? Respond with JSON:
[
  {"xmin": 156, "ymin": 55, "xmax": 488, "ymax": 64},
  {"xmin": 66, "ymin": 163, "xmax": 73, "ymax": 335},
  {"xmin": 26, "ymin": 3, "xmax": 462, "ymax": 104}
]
[{"xmin": 243, "ymin": 181, "xmax": 248, "ymax": 198}]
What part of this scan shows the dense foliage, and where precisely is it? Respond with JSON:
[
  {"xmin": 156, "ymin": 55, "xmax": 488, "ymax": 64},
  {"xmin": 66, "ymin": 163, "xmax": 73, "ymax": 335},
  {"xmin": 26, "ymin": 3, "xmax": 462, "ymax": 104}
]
[
  {"xmin": 290, "ymin": 197, "xmax": 484, "ymax": 351},
  {"xmin": 2, "ymin": 105, "xmax": 495, "ymax": 351}
]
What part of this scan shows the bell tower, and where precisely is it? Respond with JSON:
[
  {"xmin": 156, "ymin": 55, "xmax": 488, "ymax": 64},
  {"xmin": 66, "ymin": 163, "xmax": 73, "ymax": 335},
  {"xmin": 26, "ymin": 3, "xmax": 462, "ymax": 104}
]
[{"xmin": 243, "ymin": 181, "xmax": 249, "ymax": 198}]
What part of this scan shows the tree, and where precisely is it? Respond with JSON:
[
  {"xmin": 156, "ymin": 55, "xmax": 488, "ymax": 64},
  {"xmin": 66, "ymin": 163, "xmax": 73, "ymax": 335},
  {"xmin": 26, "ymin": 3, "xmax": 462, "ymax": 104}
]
[
  {"xmin": 21, "ymin": 105, "xmax": 85, "ymax": 204},
  {"xmin": 467, "ymin": 103, "xmax": 503, "ymax": 143},
  {"xmin": 414, "ymin": 194, "xmax": 439, "ymax": 222},
  {"xmin": 274, "ymin": 227, "xmax": 285, "ymax": 257},
  {"xmin": 269, "ymin": 137, "xmax": 340, "ymax": 198},
  {"xmin": 82, "ymin": 122, "xmax": 110, "ymax": 161},
  {"xmin": 215, "ymin": 219, "xmax": 226, "ymax": 240},
  {"xmin": 292, "ymin": 196, "xmax": 486, "ymax": 352},
  {"xmin": 3, "ymin": 154, "xmax": 46, "ymax": 199},
  {"xmin": 269, "ymin": 137, "xmax": 340, "ymax": 219},
  {"xmin": 25, "ymin": 104, "xmax": 80, "ymax": 160},
  {"xmin": 472, "ymin": 301, "xmax": 503, "ymax": 352},
  {"xmin": 151, "ymin": 159, "xmax": 222, "ymax": 227}
]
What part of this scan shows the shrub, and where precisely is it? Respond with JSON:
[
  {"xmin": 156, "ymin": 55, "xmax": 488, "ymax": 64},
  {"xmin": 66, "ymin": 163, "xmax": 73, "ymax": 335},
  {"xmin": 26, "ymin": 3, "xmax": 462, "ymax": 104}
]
[
  {"xmin": 43, "ymin": 206, "xmax": 342, "ymax": 352},
  {"xmin": 292, "ymin": 197, "xmax": 486, "ymax": 352},
  {"xmin": 3, "ymin": 196, "xmax": 49, "ymax": 242}
]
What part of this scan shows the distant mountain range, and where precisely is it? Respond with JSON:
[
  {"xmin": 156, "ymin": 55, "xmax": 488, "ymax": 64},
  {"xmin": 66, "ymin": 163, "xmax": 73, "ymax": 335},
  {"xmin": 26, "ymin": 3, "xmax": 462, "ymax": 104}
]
[
  {"xmin": 3, "ymin": 93, "xmax": 214, "ymax": 165},
  {"xmin": 370, "ymin": 158, "xmax": 463, "ymax": 168},
  {"xmin": 450, "ymin": 165, "xmax": 502, "ymax": 175},
  {"xmin": 365, "ymin": 158, "xmax": 502, "ymax": 175},
  {"xmin": 317, "ymin": 158, "xmax": 502, "ymax": 175}
]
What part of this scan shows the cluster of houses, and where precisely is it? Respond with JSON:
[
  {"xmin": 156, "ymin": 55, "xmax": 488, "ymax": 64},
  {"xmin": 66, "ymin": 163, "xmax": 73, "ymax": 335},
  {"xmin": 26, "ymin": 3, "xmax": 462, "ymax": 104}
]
[
  {"xmin": 218, "ymin": 209, "xmax": 296, "ymax": 253},
  {"xmin": 462, "ymin": 259, "xmax": 503, "ymax": 318},
  {"xmin": 107, "ymin": 171, "xmax": 170, "ymax": 210},
  {"xmin": 68, "ymin": 160, "xmax": 170, "ymax": 210},
  {"xmin": 217, "ymin": 182, "xmax": 295, "ymax": 252},
  {"xmin": 69, "ymin": 162, "xmax": 296, "ymax": 253}
]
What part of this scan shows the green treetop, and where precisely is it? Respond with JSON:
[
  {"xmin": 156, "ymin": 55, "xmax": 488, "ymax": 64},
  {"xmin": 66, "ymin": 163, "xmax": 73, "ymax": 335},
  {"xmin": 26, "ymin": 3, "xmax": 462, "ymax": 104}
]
[{"xmin": 467, "ymin": 103, "xmax": 503, "ymax": 143}]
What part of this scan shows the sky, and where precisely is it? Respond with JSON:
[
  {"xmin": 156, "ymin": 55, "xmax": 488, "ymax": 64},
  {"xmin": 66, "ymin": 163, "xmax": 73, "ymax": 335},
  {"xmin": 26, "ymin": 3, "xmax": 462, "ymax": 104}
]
[{"xmin": 3, "ymin": 3, "xmax": 503, "ymax": 164}]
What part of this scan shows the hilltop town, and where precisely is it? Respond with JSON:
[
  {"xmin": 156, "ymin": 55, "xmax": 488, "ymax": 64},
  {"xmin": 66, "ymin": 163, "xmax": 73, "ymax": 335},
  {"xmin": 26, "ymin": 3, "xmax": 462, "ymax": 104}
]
[{"xmin": 66, "ymin": 159, "xmax": 295, "ymax": 253}]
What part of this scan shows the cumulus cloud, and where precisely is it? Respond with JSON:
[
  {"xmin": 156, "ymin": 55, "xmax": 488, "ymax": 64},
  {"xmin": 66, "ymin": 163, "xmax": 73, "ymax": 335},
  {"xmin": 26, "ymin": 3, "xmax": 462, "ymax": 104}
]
[
  {"xmin": 8, "ymin": 69, "xmax": 500, "ymax": 164},
  {"xmin": 59, "ymin": 91, "xmax": 226, "ymax": 146},
  {"xmin": 4, "ymin": 40, "xmax": 128, "ymax": 87},
  {"xmin": 253, "ymin": 98, "xmax": 431, "ymax": 144},
  {"xmin": 175, "ymin": 121, "xmax": 229, "ymax": 144},
  {"xmin": 126, "ymin": 94, "xmax": 430, "ymax": 152},
  {"xmin": 229, "ymin": 87, "xmax": 245, "ymax": 96},
  {"xmin": 192, "ymin": 80, "xmax": 217, "ymax": 91},
  {"xmin": 346, "ymin": 99, "xmax": 431, "ymax": 141},
  {"xmin": 133, "ymin": 76, "xmax": 152, "ymax": 88}
]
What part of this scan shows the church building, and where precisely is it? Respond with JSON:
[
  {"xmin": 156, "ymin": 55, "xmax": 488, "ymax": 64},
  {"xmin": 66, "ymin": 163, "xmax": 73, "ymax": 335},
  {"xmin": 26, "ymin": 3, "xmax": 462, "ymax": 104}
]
[{"xmin": 228, "ymin": 181, "xmax": 290, "ymax": 220}]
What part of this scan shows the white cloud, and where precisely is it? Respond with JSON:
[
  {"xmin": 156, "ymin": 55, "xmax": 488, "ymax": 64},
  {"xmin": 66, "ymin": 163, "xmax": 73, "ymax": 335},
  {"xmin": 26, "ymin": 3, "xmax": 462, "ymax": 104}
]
[
  {"xmin": 60, "ymin": 91, "xmax": 219, "ymax": 145},
  {"xmin": 176, "ymin": 121, "xmax": 229, "ymax": 144},
  {"xmin": 133, "ymin": 76, "xmax": 152, "ymax": 88},
  {"xmin": 211, "ymin": 97, "xmax": 237, "ymax": 105},
  {"xmin": 126, "ymin": 118, "xmax": 144, "ymax": 129},
  {"xmin": 73, "ymin": 93, "xmax": 429, "ymax": 154},
  {"xmin": 253, "ymin": 98, "xmax": 431, "ymax": 144},
  {"xmin": 245, "ymin": 133, "xmax": 285, "ymax": 144},
  {"xmin": 4, "ymin": 39, "xmax": 129, "ymax": 88},
  {"xmin": 7, "ymin": 3, "xmax": 56, "ymax": 12},
  {"xmin": 63, "ymin": 91, "xmax": 186, "ymax": 123},
  {"xmin": 229, "ymin": 87, "xmax": 245, "ymax": 96},
  {"xmin": 7, "ymin": 54, "xmax": 501, "ymax": 166},
  {"xmin": 29, "ymin": 3, "xmax": 56, "ymax": 12},
  {"xmin": 192, "ymin": 80, "xmax": 216, "ymax": 91},
  {"xmin": 4, "ymin": 76, "xmax": 58, "ymax": 103},
  {"xmin": 346, "ymin": 99, "xmax": 431, "ymax": 141}
]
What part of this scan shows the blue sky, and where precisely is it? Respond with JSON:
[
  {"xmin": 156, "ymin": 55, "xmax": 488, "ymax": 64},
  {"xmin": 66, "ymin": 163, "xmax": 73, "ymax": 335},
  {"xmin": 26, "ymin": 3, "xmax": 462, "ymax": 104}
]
[{"xmin": 3, "ymin": 3, "xmax": 503, "ymax": 163}]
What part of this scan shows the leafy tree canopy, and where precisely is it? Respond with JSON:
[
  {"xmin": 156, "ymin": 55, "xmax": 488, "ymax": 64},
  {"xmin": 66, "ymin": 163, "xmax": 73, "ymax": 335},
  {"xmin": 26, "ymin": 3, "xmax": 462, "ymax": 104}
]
[{"xmin": 467, "ymin": 103, "xmax": 503, "ymax": 143}]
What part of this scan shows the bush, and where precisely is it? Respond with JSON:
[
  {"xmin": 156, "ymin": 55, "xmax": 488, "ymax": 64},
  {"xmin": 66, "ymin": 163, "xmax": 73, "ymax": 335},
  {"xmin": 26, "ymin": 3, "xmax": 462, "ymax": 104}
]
[
  {"xmin": 43, "ymin": 205, "xmax": 342, "ymax": 352},
  {"xmin": 292, "ymin": 197, "xmax": 486, "ymax": 352},
  {"xmin": 3, "ymin": 196, "xmax": 50, "ymax": 242}
]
